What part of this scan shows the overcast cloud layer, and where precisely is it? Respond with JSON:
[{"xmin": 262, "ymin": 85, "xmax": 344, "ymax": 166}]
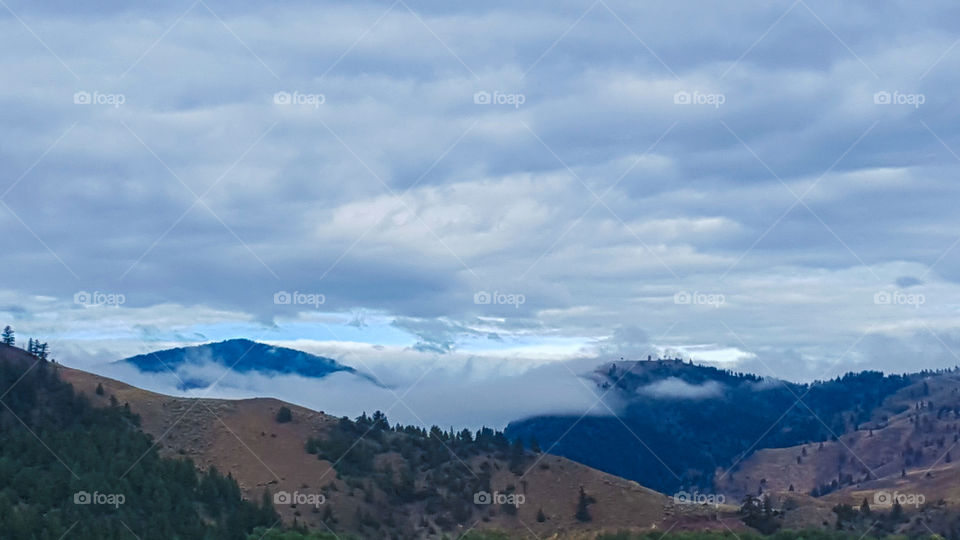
[{"xmin": 4, "ymin": 0, "xmax": 960, "ymax": 412}]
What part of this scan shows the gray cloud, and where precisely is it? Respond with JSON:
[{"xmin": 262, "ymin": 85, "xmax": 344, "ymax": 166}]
[
  {"xmin": 1, "ymin": 0, "xmax": 960, "ymax": 394},
  {"xmin": 638, "ymin": 378, "xmax": 724, "ymax": 400},
  {"xmin": 87, "ymin": 341, "xmax": 606, "ymax": 430},
  {"xmin": 896, "ymin": 276, "xmax": 924, "ymax": 288}
]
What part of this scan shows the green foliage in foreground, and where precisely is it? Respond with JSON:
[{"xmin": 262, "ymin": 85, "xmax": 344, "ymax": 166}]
[
  {"xmin": 248, "ymin": 529, "xmax": 349, "ymax": 540},
  {"xmin": 0, "ymin": 342, "xmax": 279, "ymax": 539},
  {"xmin": 261, "ymin": 530, "xmax": 941, "ymax": 540},
  {"xmin": 252, "ymin": 530, "xmax": 514, "ymax": 540},
  {"xmin": 596, "ymin": 531, "xmax": 933, "ymax": 540}
]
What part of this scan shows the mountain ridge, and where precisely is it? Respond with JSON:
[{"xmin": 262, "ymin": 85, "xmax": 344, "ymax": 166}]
[
  {"xmin": 506, "ymin": 359, "xmax": 913, "ymax": 494},
  {"xmin": 116, "ymin": 338, "xmax": 381, "ymax": 389}
]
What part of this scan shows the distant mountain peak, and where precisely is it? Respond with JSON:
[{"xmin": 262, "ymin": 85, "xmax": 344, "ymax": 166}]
[{"xmin": 118, "ymin": 338, "xmax": 375, "ymax": 390}]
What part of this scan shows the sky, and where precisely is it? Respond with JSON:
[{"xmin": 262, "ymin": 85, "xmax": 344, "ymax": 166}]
[{"xmin": 3, "ymin": 1, "xmax": 960, "ymax": 423}]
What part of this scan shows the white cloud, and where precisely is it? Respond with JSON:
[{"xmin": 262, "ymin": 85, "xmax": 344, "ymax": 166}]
[{"xmin": 638, "ymin": 378, "xmax": 724, "ymax": 400}]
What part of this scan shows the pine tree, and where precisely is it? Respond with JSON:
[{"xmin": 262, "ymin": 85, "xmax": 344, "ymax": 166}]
[
  {"xmin": 530, "ymin": 436, "xmax": 541, "ymax": 453},
  {"xmin": 575, "ymin": 486, "xmax": 595, "ymax": 522},
  {"xmin": 1, "ymin": 326, "xmax": 13, "ymax": 345},
  {"xmin": 509, "ymin": 437, "xmax": 525, "ymax": 472},
  {"xmin": 891, "ymin": 500, "xmax": 904, "ymax": 521},
  {"xmin": 322, "ymin": 504, "xmax": 335, "ymax": 523}
]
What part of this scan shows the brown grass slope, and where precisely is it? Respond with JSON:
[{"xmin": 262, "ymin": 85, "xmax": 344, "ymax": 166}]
[
  {"xmin": 715, "ymin": 371, "xmax": 960, "ymax": 528},
  {"xmin": 51, "ymin": 360, "xmax": 732, "ymax": 538}
]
